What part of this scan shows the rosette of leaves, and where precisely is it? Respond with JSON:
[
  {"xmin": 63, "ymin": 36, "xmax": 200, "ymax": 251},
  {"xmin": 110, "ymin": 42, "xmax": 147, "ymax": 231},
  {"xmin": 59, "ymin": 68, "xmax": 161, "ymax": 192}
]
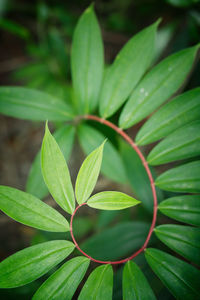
[{"xmin": 0, "ymin": 4, "xmax": 200, "ymax": 299}]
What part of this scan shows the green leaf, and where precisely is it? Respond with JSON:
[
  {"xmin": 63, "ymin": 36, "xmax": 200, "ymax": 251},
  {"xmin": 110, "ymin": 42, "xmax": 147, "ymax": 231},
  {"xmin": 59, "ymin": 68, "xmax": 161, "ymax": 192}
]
[
  {"xmin": 0, "ymin": 240, "xmax": 75, "ymax": 288},
  {"xmin": 87, "ymin": 191, "xmax": 140, "ymax": 210},
  {"xmin": 33, "ymin": 257, "xmax": 90, "ymax": 300},
  {"xmin": 0, "ymin": 18, "xmax": 30, "ymax": 39},
  {"xmin": 166, "ymin": 0, "xmax": 200, "ymax": 8},
  {"xmin": 78, "ymin": 124, "xmax": 127, "ymax": 183},
  {"xmin": 0, "ymin": 87, "xmax": 74, "ymax": 121},
  {"xmin": 99, "ymin": 21, "xmax": 159, "ymax": 118},
  {"xmin": 123, "ymin": 260, "xmax": 156, "ymax": 300},
  {"xmin": 78, "ymin": 264, "xmax": 113, "ymax": 300},
  {"xmin": 158, "ymin": 195, "xmax": 200, "ymax": 226},
  {"xmin": 119, "ymin": 45, "xmax": 199, "ymax": 129},
  {"xmin": 26, "ymin": 125, "xmax": 75, "ymax": 199},
  {"xmin": 41, "ymin": 123, "xmax": 75, "ymax": 214},
  {"xmin": 154, "ymin": 224, "xmax": 200, "ymax": 265},
  {"xmin": 71, "ymin": 5, "xmax": 104, "ymax": 113},
  {"xmin": 155, "ymin": 160, "xmax": 200, "ymax": 192},
  {"xmin": 75, "ymin": 140, "xmax": 106, "ymax": 204},
  {"xmin": 81, "ymin": 222, "xmax": 149, "ymax": 261},
  {"xmin": 136, "ymin": 88, "xmax": 200, "ymax": 145},
  {"xmin": 147, "ymin": 121, "xmax": 200, "ymax": 165},
  {"xmin": 0, "ymin": 185, "xmax": 69, "ymax": 232},
  {"xmin": 145, "ymin": 248, "xmax": 200, "ymax": 299}
]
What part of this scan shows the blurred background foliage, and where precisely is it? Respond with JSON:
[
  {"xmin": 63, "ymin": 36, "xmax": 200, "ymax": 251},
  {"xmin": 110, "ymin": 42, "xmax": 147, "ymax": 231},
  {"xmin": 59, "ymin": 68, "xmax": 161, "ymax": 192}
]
[{"xmin": 0, "ymin": 0, "xmax": 200, "ymax": 299}]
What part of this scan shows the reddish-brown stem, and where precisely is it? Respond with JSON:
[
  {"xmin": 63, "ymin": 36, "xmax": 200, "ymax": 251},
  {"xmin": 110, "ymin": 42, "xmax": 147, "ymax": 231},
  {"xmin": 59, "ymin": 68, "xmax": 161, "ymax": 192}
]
[{"xmin": 70, "ymin": 115, "xmax": 158, "ymax": 264}]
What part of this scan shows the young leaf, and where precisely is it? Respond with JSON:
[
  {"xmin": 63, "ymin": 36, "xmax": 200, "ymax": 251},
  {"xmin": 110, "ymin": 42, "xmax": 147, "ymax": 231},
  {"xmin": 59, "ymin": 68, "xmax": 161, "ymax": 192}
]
[
  {"xmin": 71, "ymin": 4, "xmax": 104, "ymax": 113},
  {"xmin": 78, "ymin": 264, "xmax": 113, "ymax": 300},
  {"xmin": 75, "ymin": 140, "xmax": 106, "ymax": 204},
  {"xmin": 136, "ymin": 88, "xmax": 200, "ymax": 145},
  {"xmin": 26, "ymin": 125, "xmax": 75, "ymax": 199},
  {"xmin": 0, "ymin": 240, "xmax": 75, "ymax": 288},
  {"xmin": 119, "ymin": 45, "xmax": 199, "ymax": 129},
  {"xmin": 99, "ymin": 21, "xmax": 159, "ymax": 118},
  {"xmin": 145, "ymin": 248, "xmax": 200, "ymax": 299},
  {"xmin": 154, "ymin": 224, "xmax": 200, "ymax": 265},
  {"xmin": 78, "ymin": 124, "xmax": 127, "ymax": 183},
  {"xmin": 123, "ymin": 260, "xmax": 156, "ymax": 300},
  {"xmin": 155, "ymin": 160, "xmax": 200, "ymax": 192},
  {"xmin": 33, "ymin": 257, "xmax": 90, "ymax": 300},
  {"xmin": 41, "ymin": 123, "xmax": 75, "ymax": 214},
  {"xmin": 87, "ymin": 191, "xmax": 140, "ymax": 210},
  {"xmin": 147, "ymin": 121, "xmax": 200, "ymax": 165},
  {"xmin": 0, "ymin": 87, "xmax": 74, "ymax": 121},
  {"xmin": 0, "ymin": 185, "xmax": 69, "ymax": 232},
  {"xmin": 158, "ymin": 195, "xmax": 200, "ymax": 226}
]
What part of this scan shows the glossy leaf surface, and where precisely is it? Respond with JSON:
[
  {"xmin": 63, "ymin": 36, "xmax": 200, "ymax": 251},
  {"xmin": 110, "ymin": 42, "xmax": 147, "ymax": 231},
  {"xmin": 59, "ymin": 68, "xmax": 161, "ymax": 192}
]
[
  {"xmin": 33, "ymin": 257, "xmax": 90, "ymax": 300},
  {"xmin": 145, "ymin": 248, "xmax": 200, "ymax": 299},
  {"xmin": 99, "ymin": 21, "xmax": 159, "ymax": 118},
  {"xmin": 78, "ymin": 264, "xmax": 113, "ymax": 300},
  {"xmin": 41, "ymin": 124, "xmax": 75, "ymax": 214},
  {"xmin": 136, "ymin": 88, "xmax": 200, "ymax": 145},
  {"xmin": 87, "ymin": 191, "xmax": 140, "ymax": 210},
  {"xmin": 159, "ymin": 195, "xmax": 200, "ymax": 226},
  {"xmin": 0, "ymin": 185, "xmax": 69, "ymax": 232},
  {"xmin": 71, "ymin": 5, "xmax": 104, "ymax": 113},
  {"xmin": 123, "ymin": 260, "xmax": 156, "ymax": 300},
  {"xmin": 155, "ymin": 161, "xmax": 200, "ymax": 192},
  {"xmin": 154, "ymin": 224, "xmax": 200, "ymax": 265},
  {"xmin": 0, "ymin": 240, "xmax": 75, "ymax": 288},
  {"xmin": 0, "ymin": 87, "xmax": 74, "ymax": 121},
  {"xmin": 119, "ymin": 45, "xmax": 199, "ymax": 129}
]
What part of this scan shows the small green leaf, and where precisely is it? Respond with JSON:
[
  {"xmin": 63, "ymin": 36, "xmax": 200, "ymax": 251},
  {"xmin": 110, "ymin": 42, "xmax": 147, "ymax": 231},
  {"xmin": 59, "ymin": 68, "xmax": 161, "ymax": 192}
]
[
  {"xmin": 123, "ymin": 260, "xmax": 156, "ymax": 300},
  {"xmin": 75, "ymin": 140, "xmax": 106, "ymax": 204},
  {"xmin": 158, "ymin": 195, "xmax": 200, "ymax": 226},
  {"xmin": 166, "ymin": 0, "xmax": 199, "ymax": 8},
  {"xmin": 26, "ymin": 125, "xmax": 75, "ymax": 199},
  {"xmin": 0, "ymin": 185, "xmax": 69, "ymax": 232},
  {"xmin": 33, "ymin": 257, "xmax": 90, "ymax": 300},
  {"xmin": 145, "ymin": 248, "xmax": 200, "ymax": 299},
  {"xmin": 119, "ymin": 45, "xmax": 199, "ymax": 129},
  {"xmin": 147, "ymin": 121, "xmax": 200, "ymax": 165},
  {"xmin": 41, "ymin": 123, "xmax": 75, "ymax": 214},
  {"xmin": 0, "ymin": 87, "xmax": 74, "ymax": 121},
  {"xmin": 71, "ymin": 5, "xmax": 104, "ymax": 113},
  {"xmin": 0, "ymin": 240, "xmax": 75, "ymax": 288},
  {"xmin": 154, "ymin": 224, "xmax": 200, "ymax": 265},
  {"xmin": 78, "ymin": 124, "xmax": 127, "ymax": 183},
  {"xmin": 78, "ymin": 264, "xmax": 113, "ymax": 300},
  {"xmin": 155, "ymin": 160, "xmax": 200, "ymax": 192},
  {"xmin": 99, "ymin": 21, "xmax": 159, "ymax": 118},
  {"xmin": 0, "ymin": 18, "xmax": 30, "ymax": 39},
  {"xmin": 136, "ymin": 88, "xmax": 200, "ymax": 145},
  {"xmin": 87, "ymin": 191, "xmax": 140, "ymax": 210}
]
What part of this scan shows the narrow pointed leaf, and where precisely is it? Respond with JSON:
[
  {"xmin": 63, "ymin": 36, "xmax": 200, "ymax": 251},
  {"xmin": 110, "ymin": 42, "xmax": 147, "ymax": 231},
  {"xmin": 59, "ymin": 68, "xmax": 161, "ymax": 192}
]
[
  {"xmin": 148, "ymin": 121, "xmax": 200, "ymax": 165},
  {"xmin": 154, "ymin": 224, "xmax": 200, "ymax": 265},
  {"xmin": 155, "ymin": 161, "xmax": 200, "ymax": 192},
  {"xmin": 0, "ymin": 185, "xmax": 69, "ymax": 232},
  {"xmin": 136, "ymin": 88, "xmax": 200, "ymax": 145},
  {"xmin": 41, "ymin": 124, "xmax": 75, "ymax": 214},
  {"xmin": 33, "ymin": 257, "xmax": 90, "ymax": 300},
  {"xmin": 78, "ymin": 124, "xmax": 127, "ymax": 183},
  {"xmin": 123, "ymin": 260, "xmax": 156, "ymax": 300},
  {"xmin": 26, "ymin": 125, "xmax": 75, "ymax": 199},
  {"xmin": 0, "ymin": 87, "xmax": 74, "ymax": 121},
  {"xmin": 159, "ymin": 195, "xmax": 200, "ymax": 226},
  {"xmin": 87, "ymin": 191, "xmax": 140, "ymax": 210},
  {"xmin": 71, "ymin": 5, "xmax": 104, "ymax": 113},
  {"xmin": 99, "ymin": 21, "xmax": 159, "ymax": 118},
  {"xmin": 75, "ymin": 140, "xmax": 105, "ymax": 204},
  {"xmin": 78, "ymin": 264, "xmax": 113, "ymax": 300},
  {"xmin": 119, "ymin": 45, "xmax": 199, "ymax": 129},
  {"xmin": 145, "ymin": 248, "xmax": 200, "ymax": 299},
  {"xmin": 0, "ymin": 240, "xmax": 75, "ymax": 288}
]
